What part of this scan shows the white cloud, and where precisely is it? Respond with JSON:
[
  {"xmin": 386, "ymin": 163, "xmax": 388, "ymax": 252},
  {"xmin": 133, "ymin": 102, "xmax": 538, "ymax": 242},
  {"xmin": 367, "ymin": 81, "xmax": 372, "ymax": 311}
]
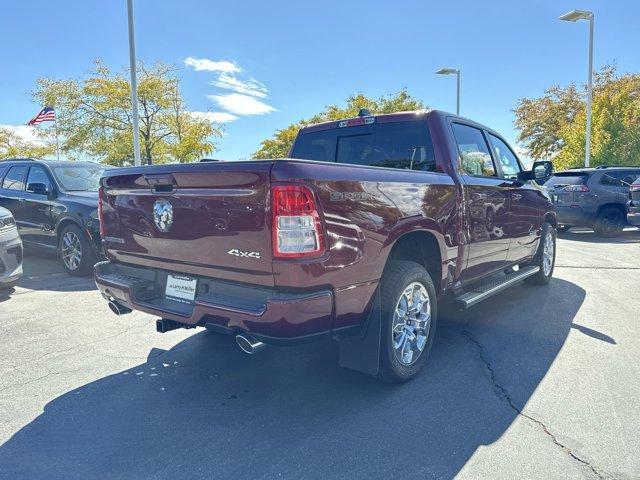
[
  {"xmin": 184, "ymin": 57, "xmax": 241, "ymax": 74},
  {"xmin": 208, "ymin": 93, "xmax": 276, "ymax": 116},
  {"xmin": 214, "ymin": 74, "xmax": 268, "ymax": 98},
  {"xmin": 0, "ymin": 124, "xmax": 45, "ymax": 145},
  {"xmin": 188, "ymin": 111, "xmax": 238, "ymax": 123}
]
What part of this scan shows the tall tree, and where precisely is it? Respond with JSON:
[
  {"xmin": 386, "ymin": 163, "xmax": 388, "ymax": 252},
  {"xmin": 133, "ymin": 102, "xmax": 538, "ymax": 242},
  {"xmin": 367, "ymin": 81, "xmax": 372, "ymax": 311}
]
[
  {"xmin": 514, "ymin": 66, "xmax": 640, "ymax": 170},
  {"xmin": 0, "ymin": 127, "xmax": 54, "ymax": 160},
  {"xmin": 33, "ymin": 61, "xmax": 222, "ymax": 166},
  {"xmin": 252, "ymin": 90, "xmax": 426, "ymax": 159}
]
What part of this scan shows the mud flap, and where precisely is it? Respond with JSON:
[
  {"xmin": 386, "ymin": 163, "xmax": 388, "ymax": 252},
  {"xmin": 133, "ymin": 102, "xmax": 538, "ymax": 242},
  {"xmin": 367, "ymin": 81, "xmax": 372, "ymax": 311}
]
[{"xmin": 337, "ymin": 289, "xmax": 382, "ymax": 376}]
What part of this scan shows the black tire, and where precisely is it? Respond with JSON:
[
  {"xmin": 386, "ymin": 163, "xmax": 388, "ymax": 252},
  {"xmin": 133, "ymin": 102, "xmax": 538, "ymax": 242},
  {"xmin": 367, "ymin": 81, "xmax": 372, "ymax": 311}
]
[
  {"xmin": 524, "ymin": 222, "xmax": 556, "ymax": 285},
  {"xmin": 0, "ymin": 281, "xmax": 17, "ymax": 291},
  {"xmin": 593, "ymin": 207, "xmax": 625, "ymax": 237},
  {"xmin": 377, "ymin": 260, "xmax": 438, "ymax": 384},
  {"xmin": 58, "ymin": 224, "xmax": 96, "ymax": 276}
]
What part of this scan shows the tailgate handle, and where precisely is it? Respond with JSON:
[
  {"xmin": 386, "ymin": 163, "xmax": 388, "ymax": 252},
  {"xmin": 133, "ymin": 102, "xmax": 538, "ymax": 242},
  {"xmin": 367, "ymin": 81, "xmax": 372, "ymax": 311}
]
[{"xmin": 143, "ymin": 174, "xmax": 176, "ymax": 194}]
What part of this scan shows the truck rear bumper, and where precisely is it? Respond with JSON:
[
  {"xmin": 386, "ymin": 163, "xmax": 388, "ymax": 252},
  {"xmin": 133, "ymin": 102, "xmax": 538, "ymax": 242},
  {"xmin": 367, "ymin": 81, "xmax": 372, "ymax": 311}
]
[{"xmin": 94, "ymin": 261, "xmax": 337, "ymax": 343}]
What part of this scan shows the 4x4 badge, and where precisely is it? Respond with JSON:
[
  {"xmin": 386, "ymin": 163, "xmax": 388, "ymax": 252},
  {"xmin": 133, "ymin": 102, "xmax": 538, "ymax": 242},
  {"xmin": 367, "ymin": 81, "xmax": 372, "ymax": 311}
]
[{"xmin": 228, "ymin": 249, "xmax": 261, "ymax": 259}]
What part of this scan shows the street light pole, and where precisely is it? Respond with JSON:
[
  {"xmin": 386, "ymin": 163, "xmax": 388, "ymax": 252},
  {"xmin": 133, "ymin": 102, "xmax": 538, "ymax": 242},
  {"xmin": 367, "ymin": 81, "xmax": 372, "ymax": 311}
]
[
  {"xmin": 585, "ymin": 14, "xmax": 594, "ymax": 168},
  {"xmin": 456, "ymin": 70, "xmax": 460, "ymax": 115},
  {"xmin": 127, "ymin": 0, "xmax": 141, "ymax": 167},
  {"xmin": 559, "ymin": 9, "xmax": 594, "ymax": 168},
  {"xmin": 436, "ymin": 68, "xmax": 461, "ymax": 115}
]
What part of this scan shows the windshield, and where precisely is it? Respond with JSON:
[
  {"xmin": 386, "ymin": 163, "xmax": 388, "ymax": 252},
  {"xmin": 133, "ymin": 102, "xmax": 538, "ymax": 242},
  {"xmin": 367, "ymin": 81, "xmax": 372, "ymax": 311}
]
[{"xmin": 51, "ymin": 165, "xmax": 106, "ymax": 191}]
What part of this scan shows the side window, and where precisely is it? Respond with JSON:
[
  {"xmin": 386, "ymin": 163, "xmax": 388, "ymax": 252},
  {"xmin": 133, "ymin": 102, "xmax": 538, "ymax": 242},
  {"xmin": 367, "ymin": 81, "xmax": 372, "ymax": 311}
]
[
  {"xmin": 599, "ymin": 172, "xmax": 620, "ymax": 187},
  {"xmin": 0, "ymin": 166, "xmax": 7, "ymax": 183},
  {"xmin": 26, "ymin": 166, "xmax": 53, "ymax": 192},
  {"xmin": 1, "ymin": 166, "xmax": 28, "ymax": 191},
  {"xmin": 488, "ymin": 133, "xmax": 522, "ymax": 180},
  {"xmin": 451, "ymin": 123, "xmax": 496, "ymax": 177},
  {"xmin": 620, "ymin": 171, "xmax": 640, "ymax": 190}
]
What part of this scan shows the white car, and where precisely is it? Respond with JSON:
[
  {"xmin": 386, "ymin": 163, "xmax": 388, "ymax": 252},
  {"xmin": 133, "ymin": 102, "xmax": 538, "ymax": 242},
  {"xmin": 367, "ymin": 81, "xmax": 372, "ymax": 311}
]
[{"xmin": 0, "ymin": 206, "xmax": 22, "ymax": 289}]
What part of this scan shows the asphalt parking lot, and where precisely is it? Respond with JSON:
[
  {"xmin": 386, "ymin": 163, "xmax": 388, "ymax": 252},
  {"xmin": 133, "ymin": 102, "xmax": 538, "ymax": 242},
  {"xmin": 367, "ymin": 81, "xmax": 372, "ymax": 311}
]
[{"xmin": 0, "ymin": 229, "xmax": 639, "ymax": 480}]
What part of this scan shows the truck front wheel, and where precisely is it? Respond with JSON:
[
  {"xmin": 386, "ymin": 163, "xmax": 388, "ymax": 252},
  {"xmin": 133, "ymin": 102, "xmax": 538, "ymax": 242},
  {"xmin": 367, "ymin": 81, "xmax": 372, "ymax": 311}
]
[
  {"xmin": 377, "ymin": 260, "xmax": 437, "ymax": 383},
  {"xmin": 524, "ymin": 222, "xmax": 556, "ymax": 285}
]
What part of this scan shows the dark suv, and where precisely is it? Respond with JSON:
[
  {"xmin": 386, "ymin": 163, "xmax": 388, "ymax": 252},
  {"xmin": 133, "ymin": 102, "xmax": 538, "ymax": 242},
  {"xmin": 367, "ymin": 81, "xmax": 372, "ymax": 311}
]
[
  {"xmin": 545, "ymin": 166, "xmax": 640, "ymax": 236},
  {"xmin": 0, "ymin": 158, "xmax": 107, "ymax": 275}
]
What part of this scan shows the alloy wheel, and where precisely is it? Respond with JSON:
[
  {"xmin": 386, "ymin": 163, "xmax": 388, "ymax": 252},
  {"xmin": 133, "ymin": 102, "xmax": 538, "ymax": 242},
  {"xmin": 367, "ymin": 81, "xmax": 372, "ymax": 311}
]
[
  {"xmin": 391, "ymin": 282, "xmax": 431, "ymax": 365},
  {"xmin": 542, "ymin": 229, "xmax": 554, "ymax": 276},
  {"xmin": 61, "ymin": 231, "xmax": 83, "ymax": 271}
]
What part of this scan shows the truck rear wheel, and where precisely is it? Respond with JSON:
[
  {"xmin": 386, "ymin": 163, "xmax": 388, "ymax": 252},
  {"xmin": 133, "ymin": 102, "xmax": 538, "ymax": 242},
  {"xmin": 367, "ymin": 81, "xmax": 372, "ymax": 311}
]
[{"xmin": 377, "ymin": 260, "xmax": 437, "ymax": 384}]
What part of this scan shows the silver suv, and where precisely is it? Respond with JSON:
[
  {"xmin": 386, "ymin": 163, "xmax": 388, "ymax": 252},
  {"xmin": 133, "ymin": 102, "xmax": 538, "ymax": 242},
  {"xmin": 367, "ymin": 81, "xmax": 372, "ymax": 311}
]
[
  {"xmin": 0, "ymin": 206, "xmax": 23, "ymax": 289},
  {"xmin": 545, "ymin": 166, "xmax": 640, "ymax": 237}
]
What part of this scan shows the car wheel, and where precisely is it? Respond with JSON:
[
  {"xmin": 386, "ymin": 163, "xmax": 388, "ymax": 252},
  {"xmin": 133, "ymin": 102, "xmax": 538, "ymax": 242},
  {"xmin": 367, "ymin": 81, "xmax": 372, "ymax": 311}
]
[
  {"xmin": 594, "ymin": 207, "xmax": 625, "ymax": 237},
  {"xmin": 525, "ymin": 222, "xmax": 556, "ymax": 285},
  {"xmin": 59, "ymin": 224, "xmax": 96, "ymax": 276},
  {"xmin": 377, "ymin": 260, "xmax": 437, "ymax": 384}
]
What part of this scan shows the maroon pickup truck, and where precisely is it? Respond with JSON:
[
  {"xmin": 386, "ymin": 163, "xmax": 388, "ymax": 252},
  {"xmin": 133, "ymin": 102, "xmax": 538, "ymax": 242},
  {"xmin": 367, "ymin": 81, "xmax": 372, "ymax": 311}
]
[{"xmin": 95, "ymin": 109, "xmax": 556, "ymax": 383}]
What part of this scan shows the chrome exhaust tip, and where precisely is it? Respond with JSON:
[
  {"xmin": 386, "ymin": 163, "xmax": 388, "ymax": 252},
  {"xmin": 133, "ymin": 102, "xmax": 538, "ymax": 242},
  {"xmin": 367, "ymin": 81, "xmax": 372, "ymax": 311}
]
[
  {"xmin": 235, "ymin": 334, "xmax": 266, "ymax": 355},
  {"xmin": 108, "ymin": 300, "xmax": 132, "ymax": 316}
]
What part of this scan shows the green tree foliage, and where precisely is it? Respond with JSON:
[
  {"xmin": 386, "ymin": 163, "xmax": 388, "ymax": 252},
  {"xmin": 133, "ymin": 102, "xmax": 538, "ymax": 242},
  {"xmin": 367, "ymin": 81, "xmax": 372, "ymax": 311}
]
[
  {"xmin": 252, "ymin": 89, "xmax": 426, "ymax": 159},
  {"xmin": 0, "ymin": 127, "xmax": 54, "ymax": 160},
  {"xmin": 33, "ymin": 61, "xmax": 222, "ymax": 166},
  {"xmin": 514, "ymin": 66, "xmax": 640, "ymax": 170}
]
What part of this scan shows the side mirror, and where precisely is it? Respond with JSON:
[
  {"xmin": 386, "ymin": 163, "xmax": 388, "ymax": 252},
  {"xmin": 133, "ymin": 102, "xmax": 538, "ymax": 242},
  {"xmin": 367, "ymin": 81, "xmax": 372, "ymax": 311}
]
[
  {"xmin": 519, "ymin": 160, "xmax": 553, "ymax": 182},
  {"xmin": 532, "ymin": 160, "xmax": 553, "ymax": 181},
  {"xmin": 27, "ymin": 182, "xmax": 49, "ymax": 195}
]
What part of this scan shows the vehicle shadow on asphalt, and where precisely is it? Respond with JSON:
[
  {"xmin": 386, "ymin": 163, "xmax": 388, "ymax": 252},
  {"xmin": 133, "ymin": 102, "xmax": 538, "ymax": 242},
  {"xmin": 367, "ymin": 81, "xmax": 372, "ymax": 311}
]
[
  {"xmin": 12, "ymin": 251, "xmax": 96, "ymax": 294},
  {"xmin": 0, "ymin": 279, "xmax": 587, "ymax": 479}
]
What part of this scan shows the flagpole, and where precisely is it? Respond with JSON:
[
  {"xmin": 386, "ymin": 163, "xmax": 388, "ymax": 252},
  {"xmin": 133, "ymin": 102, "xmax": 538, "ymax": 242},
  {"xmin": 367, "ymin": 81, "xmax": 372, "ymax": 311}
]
[{"xmin": 54, "ymin": 116, "xmax": 60, "ymax": 161}]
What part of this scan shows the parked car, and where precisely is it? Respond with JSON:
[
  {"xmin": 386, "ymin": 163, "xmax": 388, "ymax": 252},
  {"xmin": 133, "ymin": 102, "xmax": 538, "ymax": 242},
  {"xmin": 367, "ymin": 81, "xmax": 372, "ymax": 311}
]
[
  {"xmin": 627, "ymin": 175, "xmax": 640, "ymax": 227},
  {"xmin": 545, "ymin": 166, "xmax": 640, "ymax": 236},
  {"xmin": 95, "ymin": 109, "xmax": 556, "ymax": 383},
  {"xmin": 0, "ymin": 159, "xmax": 107, "ymax": 275},
  {"xmin": 0, "ymin": 206, "xmax": 23, "ymax": 289}
]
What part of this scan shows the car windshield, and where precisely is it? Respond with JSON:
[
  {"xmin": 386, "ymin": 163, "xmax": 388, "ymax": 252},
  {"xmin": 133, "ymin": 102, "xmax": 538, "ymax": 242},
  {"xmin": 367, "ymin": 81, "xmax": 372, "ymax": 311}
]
[{"xmin": 51, "ymin": 165, "xmax": 106, "ymax": 191}]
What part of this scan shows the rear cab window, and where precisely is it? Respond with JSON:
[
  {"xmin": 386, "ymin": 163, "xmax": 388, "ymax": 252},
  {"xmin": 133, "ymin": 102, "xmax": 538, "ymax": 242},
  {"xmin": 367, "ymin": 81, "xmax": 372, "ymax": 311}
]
[{"xmin": 290, "ymin": 120, "xmax": 439, "ymax": 172}]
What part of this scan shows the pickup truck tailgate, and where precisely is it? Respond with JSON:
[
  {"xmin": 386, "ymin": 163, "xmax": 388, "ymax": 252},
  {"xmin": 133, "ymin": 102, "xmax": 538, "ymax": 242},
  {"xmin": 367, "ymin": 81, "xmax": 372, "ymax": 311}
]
[{"xmin": 100, "ymin": 161, "xmax": 275, "ymax": 287}]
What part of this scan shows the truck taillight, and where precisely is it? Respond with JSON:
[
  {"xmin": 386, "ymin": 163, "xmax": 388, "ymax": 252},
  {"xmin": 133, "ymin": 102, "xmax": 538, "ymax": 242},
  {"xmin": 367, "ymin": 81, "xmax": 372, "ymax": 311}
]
[
  {"xmin": 98, "ymin": 186, "xmax": 106, "ymax": 238},
  {"xmin": 272, "ymin": 185, "xmax": 324, "ymax": 258}
]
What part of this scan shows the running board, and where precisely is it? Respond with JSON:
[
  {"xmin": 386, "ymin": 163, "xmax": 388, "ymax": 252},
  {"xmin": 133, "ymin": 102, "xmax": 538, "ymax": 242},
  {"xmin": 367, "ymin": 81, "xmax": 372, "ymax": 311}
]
[{"xmin": 455, "ymin": 266, "xmax": 539, "ymax": 309}]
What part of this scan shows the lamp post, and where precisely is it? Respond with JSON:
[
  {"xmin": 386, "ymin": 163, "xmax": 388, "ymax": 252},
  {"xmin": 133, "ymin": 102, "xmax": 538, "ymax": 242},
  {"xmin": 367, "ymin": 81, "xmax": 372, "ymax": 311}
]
[
  {"xmin": 127, "ymin": 0, "xmax": 142, "ymax": 166},
  {"xmin": 436, "ymin": 68, "xmax": 460, "ymax": 115},
  {"xmin": 559, "ymin": 9, "xmax": 594, "ymax": 168}
]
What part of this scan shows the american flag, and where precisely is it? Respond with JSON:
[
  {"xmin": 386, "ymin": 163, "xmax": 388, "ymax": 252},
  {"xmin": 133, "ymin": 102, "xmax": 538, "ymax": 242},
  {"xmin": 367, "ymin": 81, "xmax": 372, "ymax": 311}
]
[{"xmin": 27, "ymin": 106, "xmax": 56, "ymax": 126}]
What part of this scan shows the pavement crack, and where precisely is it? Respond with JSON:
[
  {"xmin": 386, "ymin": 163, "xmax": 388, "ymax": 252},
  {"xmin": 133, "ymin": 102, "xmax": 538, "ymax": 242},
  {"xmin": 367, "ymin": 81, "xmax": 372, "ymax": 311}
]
[{"xmin": 460, "ymin": 328, "xmax": 608, "ymax": 480}]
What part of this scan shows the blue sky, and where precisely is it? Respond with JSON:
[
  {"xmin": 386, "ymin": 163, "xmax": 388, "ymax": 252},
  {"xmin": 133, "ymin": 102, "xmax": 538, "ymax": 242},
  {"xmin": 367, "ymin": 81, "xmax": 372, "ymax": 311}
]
[{"xmin": 1, "ymin": 0, "xmax": 639, "ymax": 160}]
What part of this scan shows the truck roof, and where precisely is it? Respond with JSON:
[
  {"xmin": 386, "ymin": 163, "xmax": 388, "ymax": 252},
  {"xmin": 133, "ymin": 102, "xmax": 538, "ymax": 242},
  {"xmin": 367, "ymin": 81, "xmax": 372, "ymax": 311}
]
[{"xmin": 300, "ymin": 109, "xmax": 434, "ymax": 133}]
